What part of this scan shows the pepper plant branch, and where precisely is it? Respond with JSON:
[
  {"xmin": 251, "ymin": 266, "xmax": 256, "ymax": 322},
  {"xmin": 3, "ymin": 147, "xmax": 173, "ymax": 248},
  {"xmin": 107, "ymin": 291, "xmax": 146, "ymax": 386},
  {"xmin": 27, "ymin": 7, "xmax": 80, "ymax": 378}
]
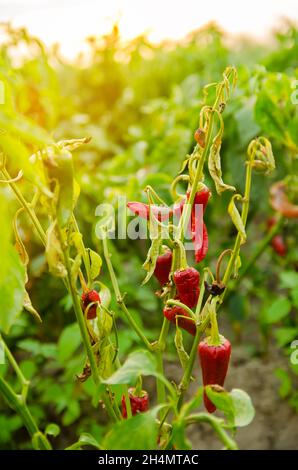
[
  {"xmin": 0, "ymin": 373, "xmax": 51, "ymax": 449},
  {"xmin": 1, "ymin": 167, "xmax": 47, "ymax": 245},
  {"xmin": 102, "ymin": 233, "xmax": 153, "ymax": 351},
  {"xmin": 58, "ymin": 228, "xmax": 118, "ymax": 422},
  {"xmin": 185, "ymin": 413, "xmax": 238, "ymax": 450},
  {"xmin": 1, "ymin": 337, "xmax": 29, "ymax": 400}
]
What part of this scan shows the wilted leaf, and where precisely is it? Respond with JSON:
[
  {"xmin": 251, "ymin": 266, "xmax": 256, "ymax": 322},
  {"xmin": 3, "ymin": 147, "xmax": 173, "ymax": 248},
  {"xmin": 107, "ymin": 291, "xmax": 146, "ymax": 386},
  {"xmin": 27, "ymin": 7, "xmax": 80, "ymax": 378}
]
[{"xmin": 228, "ymin": 194, "xmax": 246, "ymax": 244}]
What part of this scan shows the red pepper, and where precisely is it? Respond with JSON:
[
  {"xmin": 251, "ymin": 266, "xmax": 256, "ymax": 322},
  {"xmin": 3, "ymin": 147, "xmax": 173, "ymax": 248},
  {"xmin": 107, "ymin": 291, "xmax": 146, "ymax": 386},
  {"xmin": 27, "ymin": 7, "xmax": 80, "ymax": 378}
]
[
  {"xmin": 127, "ymin": 202, "xmax": 172, "ymax": 222},
  {"xmin": 193, "ymin": 222, "xmax": 209, "ymax": 263},
  {"xmin": 267, "ymin": 217, "xmax": 287, "ymax": 257},
  {"xmin": 190, "ymin": 186, "xmax": 211, "ymax": 213},
  {"xmin": 153, "ymin": 249, "xmax": 172, "ymax": 286},
  {"xmin": 198, "ymin": 336, "xmax": 231, "ymax": 413},
  {"xmin": 121, "ymin": 387, "xmax": 149, "ymax": 418},
  {"xmin": 163, "ymin": 304, "xmax": 196, "ymax": 336},
  {"xmin": 173, "ymin": 267, "xmax": 200, "ymax": 308},
  {"xmin": 81, "ymin": 289, "xmax": 101, "ymax": 319},
  {"xmin": 190, "ymin": 187, "xmax": 210, "ymax": 263}
]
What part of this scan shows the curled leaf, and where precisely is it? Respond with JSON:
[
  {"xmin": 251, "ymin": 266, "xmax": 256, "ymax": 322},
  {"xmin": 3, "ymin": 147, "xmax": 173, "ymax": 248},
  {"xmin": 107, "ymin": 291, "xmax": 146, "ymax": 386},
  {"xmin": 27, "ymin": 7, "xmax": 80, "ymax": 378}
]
[
  {"xmin": 45, "ymin": 222, "xmax": 67, "ymax": 278},
  {"xmin": 23, "ymin": 291, "xmax": 42, "ymax": 323},
  {"xmin": 174, "ymin": 327, "xmax": 190, "ymax": 371},
  {"xmin": 247, "ymin": 137, "xmax": 275, "ymax": 174},
  {"xmin": 142, "ymin": 237, "xmax": 162, "ymax": 285},
  {"xmin": 208, "ymin": 135, "xmax": 235, "ymax": 194},
  {"xmin": 13, "ymin": 208, "xmax": 29, "ymax": 266},
  {"xmin": 87, "ymin": 249, "xmax": 102, "ymax": 280},
  {"xmin": 228, "ymin": 195, "xmax": 246, "ymax": 245},
  {"xmin": 57, "ymin": 137, "xmax": 91, "ymax": 152}
]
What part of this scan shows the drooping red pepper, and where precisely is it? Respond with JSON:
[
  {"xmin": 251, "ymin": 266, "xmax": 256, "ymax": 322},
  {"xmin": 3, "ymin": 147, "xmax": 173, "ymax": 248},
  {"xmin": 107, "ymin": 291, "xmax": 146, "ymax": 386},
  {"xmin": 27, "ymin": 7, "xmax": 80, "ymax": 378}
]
[
  {"xmin": 173, "ymin": 267, "xmax": 200, "ymax": 308},
  {"xmin": 189, "ymin": 186, "xmax": 210, "ymax": 263},
  {"xmin": 81, "ymin": 289, "xmax": 101, "ymax": 319},
  {"xmin": 127, "ymin": 202, "xmax": 172, "ymax": 222},
  {"xmin": 190, "ymin": 186, "xmax": 211, "ymax": 213},
  {"xmin": 198, "ymin": 336, "xmax": 231, "ymax": 413},
  {"xmin": 193, "ymin": 222, "xmax": 209, "ymax": 263},
  {"xmin": 121, "ymin": 387, "xmax": 149, "ymax": 418},
  {"xmin": 267, "ymin": 217, "xmax": 287, "ymax": 257},
  {"xmin": 163, "ymin": 304, "xmax": 196, "ymax": 336},
  {"xmin": 153, "ymin": 248, "xmax": 172, "ymax": 286}
]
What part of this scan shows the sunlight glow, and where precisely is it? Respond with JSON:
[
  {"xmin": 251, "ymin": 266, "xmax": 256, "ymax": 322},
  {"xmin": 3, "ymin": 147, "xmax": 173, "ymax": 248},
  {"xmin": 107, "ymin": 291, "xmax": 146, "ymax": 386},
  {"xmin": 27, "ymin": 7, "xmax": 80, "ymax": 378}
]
[{"xmin": 1, "ymin": 0, "xmax": 298, "ymax": 57}]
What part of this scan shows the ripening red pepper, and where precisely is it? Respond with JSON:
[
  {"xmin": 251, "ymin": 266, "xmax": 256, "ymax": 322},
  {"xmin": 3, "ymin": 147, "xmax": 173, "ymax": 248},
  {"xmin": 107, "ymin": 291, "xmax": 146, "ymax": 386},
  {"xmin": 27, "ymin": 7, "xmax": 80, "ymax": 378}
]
[
  {"xmin": 198, "ymin": 336, "xmax": 231, "ymax": 413},
  {"xmin": 127, "ymin": 202, "xmax": 172, "ymax": 222},
  {"xmin": 121, "ymin": 387, "xmax": 149, "ymax": 418},
  {"xmin": 163, "ymin": 304, "xmax": 196, "ymax": 335},
  {"xmin": 81, "ymin": 289, "xmax": 101, "ymax": 319},
  {"xmin": 153, "ymin": 249, "xmax": 172, "ymax": 286},
  {"xmin": 173, "ymin": 267, "xmax": 200, "ymax": 308},
  {"xmin": 193, "ymin": 222, "xmax": 209, "ymax": 263},
  {"xmin": 267, "ymin": 217, "xmax": 287, "ymax": 257},
  {"xmin": 190, "ymin": 186, "xmax": 211, "ymax": 213},
  {"xmin": 190, "ymin": 187, "xmax": 210, "ymax": 263}
]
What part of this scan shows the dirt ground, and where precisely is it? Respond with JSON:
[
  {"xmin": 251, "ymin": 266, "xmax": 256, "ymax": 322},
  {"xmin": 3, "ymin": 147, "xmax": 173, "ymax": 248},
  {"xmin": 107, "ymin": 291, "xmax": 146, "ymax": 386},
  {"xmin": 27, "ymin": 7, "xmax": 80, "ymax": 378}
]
[{"xmin": 165, "ymin": 344, "xmax": 298, "ymax": 450}]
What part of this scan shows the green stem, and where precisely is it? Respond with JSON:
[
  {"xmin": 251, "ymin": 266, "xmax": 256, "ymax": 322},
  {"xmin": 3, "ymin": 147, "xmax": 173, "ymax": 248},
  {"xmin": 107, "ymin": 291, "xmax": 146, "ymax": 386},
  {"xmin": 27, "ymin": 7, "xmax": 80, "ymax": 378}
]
[
  {"xmin": 166, "ymin": 299, "xmax": 195, "ymax": 320},
  {"xmin": 1, "ymin": 337, "xmax": 29, "ymax": 400},
  {"xmin": 102, "ymin": 235, "xmax": 152, "ymax": 351},
  {"xmin": 177, "ymin": 310, "xmax": 211, "ymax": 409},
  {"xmin": 0, "ymin": 376, "xmax": 51, "ymax": 449},
  {"xmin": 59, "ymin": 234, "xmax": 118, "ymax": 422},
  {"xmin": 221, "ymin": 161, "xmax": 253, "ymax": 299},
  {"xmin": 156, "ymin": 319, "xmax": 170, "ymax": 405},
  {"xmin": 124, "ymin": 387, "xmax": 132, "ymax": 419},
  {"xmin": 72, "ymin": 215, "xmax": 92, "ymax": 286},
  {"xmin": 186, "ymin": 413, "xmax": 238, "ymax": 450},
  {"xmin": 209, "ymin": 300, "xmax": 220, "ymax": 346},
  {"xmin": 1, "ymin": 168, "xmax": 46, "ymax": 245}
]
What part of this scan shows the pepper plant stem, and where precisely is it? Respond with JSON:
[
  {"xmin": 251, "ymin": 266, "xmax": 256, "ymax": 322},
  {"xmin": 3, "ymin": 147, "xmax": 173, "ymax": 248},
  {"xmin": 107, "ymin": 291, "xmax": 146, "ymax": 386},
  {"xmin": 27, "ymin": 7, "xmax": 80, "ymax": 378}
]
[
  {"xmin": 0, "ymin": 376, "xmax": 51, "ymax": 449},
  {"xmin": 102, "ymin": 235, "xmax": 153, "ymax": 351}
]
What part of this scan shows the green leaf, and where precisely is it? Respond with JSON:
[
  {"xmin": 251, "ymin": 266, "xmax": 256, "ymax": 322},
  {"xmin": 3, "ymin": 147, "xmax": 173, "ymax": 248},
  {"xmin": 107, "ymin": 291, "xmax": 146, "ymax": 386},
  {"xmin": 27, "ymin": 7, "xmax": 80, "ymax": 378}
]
[
  {"xmin": 280, "ymin": 271, "xmax": 298, "ymax": 290},
  {"xmin": 291, "ymin": 287, "xmax": 298, "ymax": 309},
  {"xmin": 263, "ymin": 298, "xmax": 291, "ymax": 324},
  {"xmin": 0, "ymin": 196, "xmax": 26, "ymax": 333},
  {"xmin": 104, "ymin": 350, "xmax": 157, "ymax": 385},
  {"xmin": 205, "ymin": 386, "xmax": 235, "ymax": 425},
  {"xmin": 103, "ymin": 407, "xmax": 159, "ymax": 450},
  {"xmin": 275, "ymin": 368, "xmax": 292, "ymax": 398},
  {"xmin": 62, "ymin": 400, "xmax": 80, "ymax": 426},
  {"xmin": 88, "ymin": 249, "xmax": 102, "ymax": 280},
  {"xmin": 45, "ymin": 423, "xmax": 60, "ymax": 437},
  {"xmin": 273, "ymin": 327, "xmax": 298, "ymax": 348},
  {"xmin": 98, "ymin": 343, "xmax": 114, "ymax": 379},
  {"xmin": 65, "ymin": 432, "xmax": 101, "ymax": 450},
  {"xmin": 58, "ymin": 323, "xmax": 81, "ymax": 362},
  {"xmin": 229, "ymin": 388, "xmax": 255, "ymax": 427}
]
